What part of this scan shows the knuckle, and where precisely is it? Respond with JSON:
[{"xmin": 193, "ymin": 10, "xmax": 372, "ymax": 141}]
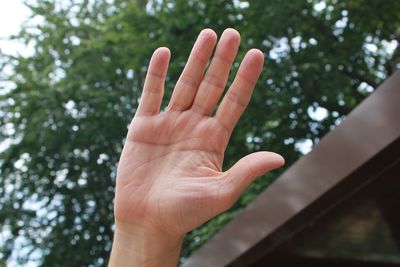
[
  {"xmin": 226, "ymin": 90, "xmax": 247, "ymax": 108},
  {"xmin": 191, "ymin": 102, "xmax": 209, "ymax": 115},
  {"xmin": 179, "ymin": 74, "xmax": 198, "ymax": 89},
  {"xmin": 203, "ymin": 73, "xmax": 226, "ymax": 90},
  {"xmin": 215, "ymin": 54, "xmax": 233, "ymax": 65}
]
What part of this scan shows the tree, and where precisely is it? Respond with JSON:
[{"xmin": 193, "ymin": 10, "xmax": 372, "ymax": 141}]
[{"xmin": 1, "ymin": 0, "xmax": 399, "ymax": 265}]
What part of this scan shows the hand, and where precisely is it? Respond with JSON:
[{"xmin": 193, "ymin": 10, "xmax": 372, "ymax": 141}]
[{"xmin": 109, "ymin": 28, "xmax": 284, "ymax": 267}]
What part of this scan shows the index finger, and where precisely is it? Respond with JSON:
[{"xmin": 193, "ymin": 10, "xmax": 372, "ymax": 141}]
[{"xmin": 215, "ymin": 49, "xmax": 264, "ymax": 134}]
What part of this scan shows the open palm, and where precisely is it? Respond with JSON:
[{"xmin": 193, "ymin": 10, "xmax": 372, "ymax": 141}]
[{"xmin": 114, "ymin": 29, "xmax": 284, "ymax": 238}]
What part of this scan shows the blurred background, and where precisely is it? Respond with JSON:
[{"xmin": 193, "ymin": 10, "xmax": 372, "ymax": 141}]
[{"xmin": 0, "ymin": 0, "xmax": 399, "ymax": 266}]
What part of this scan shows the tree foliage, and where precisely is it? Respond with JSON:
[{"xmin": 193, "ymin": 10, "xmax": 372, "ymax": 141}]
[{"xmin": 1, "ymin": 0, "xmax": 399, "ymax": 265}]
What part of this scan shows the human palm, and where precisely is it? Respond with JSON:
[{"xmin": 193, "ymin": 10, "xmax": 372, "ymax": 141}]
[{"xmin": 114, "ymin": 29, "xmax": 284, "ymax": 238}]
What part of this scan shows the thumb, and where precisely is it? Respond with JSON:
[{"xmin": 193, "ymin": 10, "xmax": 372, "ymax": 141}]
[{"xmin": 225, "ymin": 151, "xmax": 285, "ymax": 196}]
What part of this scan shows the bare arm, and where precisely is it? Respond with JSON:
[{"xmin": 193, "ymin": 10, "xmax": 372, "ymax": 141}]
[{"xmin": 108, "ymin": 28, "xmax": 284, "ymax": 267}]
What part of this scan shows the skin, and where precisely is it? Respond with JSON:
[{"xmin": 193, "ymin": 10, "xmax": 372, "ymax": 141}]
[{"xmin": 108, "ymin": 28, "xmax": 284, "ymax": 267}]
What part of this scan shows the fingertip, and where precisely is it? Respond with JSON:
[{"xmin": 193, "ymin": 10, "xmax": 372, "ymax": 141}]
[
  {"xmin": 249, "ymin": 48, "xmax": 264, "ymax": 56},
  {"xmin": 151, "ymin": 47, "xmax": 171, "ymax": 69},
  {"xmin": 200, "ymin": 28, "xmax": 218, "ymax": 42},
  {"xmin": 247, "ymin": 48, "xmax": 265, "ymax": 65},
  {"xmin": 257, "ymin": 151, "xmax": 285, "ymax": 170},
  {"xmin": 237, "ymin": 49, "xmax": 265, "ymax": 81},
  {"xmin": 270, "ymin": 152, "xmax": 285, "ymax": 167},
  {"xmin": 222, "ymin": 28, "xmax": 241, "ymax": 43},
  {"xmin": 154, "ymin": 47, "xmax": 171, "ymax": 59}
]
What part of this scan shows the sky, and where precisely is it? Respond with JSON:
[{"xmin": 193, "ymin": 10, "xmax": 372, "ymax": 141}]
[
  {"xmin": 0, "ymin": 0, "xmax": 32, "ymax": 56},
  {"xmin": 0, "ymin": 1, "xmax": 37, "ymax": 154},
  {"xmin": 0, "ymin": 0, "xmax": 38, "ymax": 253}
]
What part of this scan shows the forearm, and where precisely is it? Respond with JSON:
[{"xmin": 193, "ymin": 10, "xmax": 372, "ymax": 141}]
[{"xmin": 108, "ymin": 224, "xmax": 183, "ymax": 267}]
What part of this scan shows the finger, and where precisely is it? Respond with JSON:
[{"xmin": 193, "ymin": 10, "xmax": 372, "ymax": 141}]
[
  {"xmin": 215, "ymin": 49, "xmax": 264, "ymax": 133},
  {"xmin": 167, "ymin": 29, "xmax": 217, "ymax": 111},
  {"xmin": 136, "ymin": 47, "xmax": 170, "ymax": 116},
  {"xmin": 224, "ymin": 152, "xmax": 284, "ymax": 197},
  {"xmin": 191, "ymin": 28, "xmax": 240, "ymax": 116}
]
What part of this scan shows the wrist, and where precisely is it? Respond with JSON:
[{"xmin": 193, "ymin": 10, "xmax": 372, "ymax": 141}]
[{"xmin": 109, "ymin": 222, "xmax": 183, "ymax": 267}]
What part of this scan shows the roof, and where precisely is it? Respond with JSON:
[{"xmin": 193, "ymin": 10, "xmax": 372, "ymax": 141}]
[{"xmin": 182, "ymin": 71, "xmax": 400, "ymax": 267}]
